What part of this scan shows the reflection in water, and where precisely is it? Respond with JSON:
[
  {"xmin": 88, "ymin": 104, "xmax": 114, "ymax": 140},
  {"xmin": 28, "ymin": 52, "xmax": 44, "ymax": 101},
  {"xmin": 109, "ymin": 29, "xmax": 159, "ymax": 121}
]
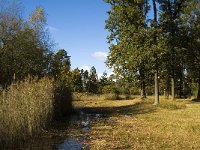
[{"xmin": 57, "ymin": 111, "xmax": 104, "ymax": 150}]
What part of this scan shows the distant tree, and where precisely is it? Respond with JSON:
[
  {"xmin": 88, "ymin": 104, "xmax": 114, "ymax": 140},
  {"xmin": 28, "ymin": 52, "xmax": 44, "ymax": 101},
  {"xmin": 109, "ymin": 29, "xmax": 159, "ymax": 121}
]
[
  {"xmin": 99, "ymin": 71, "xmax": 108, "ymax": 93},
  {"xmin": 52, "ymin": 49, "xmax": 71, "ymax": 84},
  {"xmin": 82, "ymin": 70, "xmax": 89, "ymax": 92},
  {"xmin": 71, "ymin": 68, "xmax": 83, "ymax": 92},
  {"xmin": 88, "ymin": 66, "xmax": 98, "ymax": 93}
]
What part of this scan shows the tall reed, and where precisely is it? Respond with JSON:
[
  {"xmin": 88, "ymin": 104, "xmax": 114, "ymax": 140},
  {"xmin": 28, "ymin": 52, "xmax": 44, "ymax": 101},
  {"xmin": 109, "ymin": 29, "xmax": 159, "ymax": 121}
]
[{"xmin": 0, "ymin": 77, "xmax": 54, "ymax": 148}]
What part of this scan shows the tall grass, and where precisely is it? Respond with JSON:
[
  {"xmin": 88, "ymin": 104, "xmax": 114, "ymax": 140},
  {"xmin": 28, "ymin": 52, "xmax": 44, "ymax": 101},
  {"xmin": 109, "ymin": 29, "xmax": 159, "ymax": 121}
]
[{"xmin": 0, "ymin": 77, "xmax": 72, "ymax": 148}]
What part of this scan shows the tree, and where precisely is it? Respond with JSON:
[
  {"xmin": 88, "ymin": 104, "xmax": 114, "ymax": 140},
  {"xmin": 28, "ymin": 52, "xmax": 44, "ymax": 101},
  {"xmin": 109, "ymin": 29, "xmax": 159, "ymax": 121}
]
[
  {"xmin": 0, "ymin": 2, "xmax": 52, "ymax": 86},
  {"xmin": 52, "ymin": 49, "xmax": 71, "ymax": 82},
  {"xmin": 105, "ymin": 0, "xmax": 167, "ymax": 104},
  {"xmin": 158, "ymin": 0, "xmax": 188, "ymax": 100},
  {"xmin": 88, "ymin": 66, "xmax": 98, "ymax": 93},
  {"xmin": 105, "ymin": 0, "xmax": 150, "ymax": 98},
  {"xmin": 152, "ymin": 0, "xmax": 159, "ymax": 105},
  {"xmin": 183, "ymin": 1, "xmax": 200, "ymax": 99},
  {"xmin": 82, "ymin": 69, "xmax": 89, "ymax": 92},
  {"xmin": 71, "ymin": 68, "xmax": 83, "ymax": 92}
]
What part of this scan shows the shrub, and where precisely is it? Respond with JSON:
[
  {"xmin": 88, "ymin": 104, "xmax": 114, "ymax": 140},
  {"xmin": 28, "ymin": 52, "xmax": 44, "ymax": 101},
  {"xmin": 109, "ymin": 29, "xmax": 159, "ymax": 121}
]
[
  {"xmin": 53, "ymin": 81, "xmax": 72, "ymax": 119},
  {"xmin": 103, "ymin": 93, "xmax": 119, "ymax": 100}
]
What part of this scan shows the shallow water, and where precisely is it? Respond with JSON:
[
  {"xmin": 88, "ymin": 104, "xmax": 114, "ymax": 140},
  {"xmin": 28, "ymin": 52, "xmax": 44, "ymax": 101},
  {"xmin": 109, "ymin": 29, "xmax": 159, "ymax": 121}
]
[{"xmin": 19, "ymin": 111, "xmax": 105, "ymax": 150}]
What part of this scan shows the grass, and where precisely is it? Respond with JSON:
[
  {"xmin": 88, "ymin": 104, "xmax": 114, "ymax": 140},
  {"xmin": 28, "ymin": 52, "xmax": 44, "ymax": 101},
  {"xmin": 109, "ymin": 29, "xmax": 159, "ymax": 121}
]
[
  {"xmin": 73, "ymin": 92, "xmax": 133, "ymax": 101},
  {"xmin": 0, "ymin": 77, "xmax": 73, "ymax": 149},
  {"xmin": 73, "ymin": 96, "xmax": 200, "ymax": 149}
]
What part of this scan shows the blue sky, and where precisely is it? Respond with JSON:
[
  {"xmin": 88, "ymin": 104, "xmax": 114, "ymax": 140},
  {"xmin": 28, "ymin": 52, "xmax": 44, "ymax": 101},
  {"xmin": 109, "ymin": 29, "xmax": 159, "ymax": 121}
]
[{"xmin": 23, "ymin": 0, "xmax": 112, "ymax": 77}]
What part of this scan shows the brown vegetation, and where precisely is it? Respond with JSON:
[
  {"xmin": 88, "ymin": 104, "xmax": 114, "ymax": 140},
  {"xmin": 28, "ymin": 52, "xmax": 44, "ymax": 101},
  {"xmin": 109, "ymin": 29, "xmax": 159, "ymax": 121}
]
[{"xmin": 0, "ymin": 77, "xmax": 72, "ymax": 149}]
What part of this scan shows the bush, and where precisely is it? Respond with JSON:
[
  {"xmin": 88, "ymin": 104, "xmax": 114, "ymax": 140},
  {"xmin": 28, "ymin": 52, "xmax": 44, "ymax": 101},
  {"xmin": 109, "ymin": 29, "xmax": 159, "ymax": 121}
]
[
  {"xmin": 102, "ymin": 85, "xmax": 118, "ymax": 94},
  {"xmin": 53, "ymin": 81, "xmax": 72, "ymax": 119},
  {"xmin": 103, "ymin": 93, "xmax": 119, "ymax": 100}
]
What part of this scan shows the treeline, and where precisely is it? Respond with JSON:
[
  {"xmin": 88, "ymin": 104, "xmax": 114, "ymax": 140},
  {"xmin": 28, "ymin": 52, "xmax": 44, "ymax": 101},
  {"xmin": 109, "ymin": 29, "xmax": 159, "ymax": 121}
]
[
  {"xmin": 66, "ymin": 67, "xmax": 141, "ymax": 95},
  {"xmin": 105, "ymin": 0, "xmax": 200, "ymax": 104}
]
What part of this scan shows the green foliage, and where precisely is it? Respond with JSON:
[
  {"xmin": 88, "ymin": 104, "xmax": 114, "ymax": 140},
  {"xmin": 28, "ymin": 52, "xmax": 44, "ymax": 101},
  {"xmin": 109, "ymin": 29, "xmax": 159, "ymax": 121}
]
[
  {"xmin": 53, "ymin": 81, "xmax": 72, "ymax": 119},
  {"xmin": 71, "ymin": 68, "xmax": 83, "ymax": 92},
  {"xmin": 88, "ymin": 66, "xmax": 98, "ymax": 93},
  {"xmin": 0, "ymin": 3, "xmax": 52, "ymax": 86},
  {"xmin": 190, "ymin": 83, "xmax": 198, "ymax": 98},
  {"xmin": 105, "ymin": 0, "xmax": 200, "ymax": 100},
  {"xmin": 102, "ymin": 84, "xmax": 119, "ymax": 94}
]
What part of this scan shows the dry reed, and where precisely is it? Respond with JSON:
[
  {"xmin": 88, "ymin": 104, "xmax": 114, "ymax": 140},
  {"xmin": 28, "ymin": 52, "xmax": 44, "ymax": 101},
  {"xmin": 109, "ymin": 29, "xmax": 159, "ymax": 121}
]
[{"xmin": 0, "ymin": 77, "xmax": 54, "ymax": 148}]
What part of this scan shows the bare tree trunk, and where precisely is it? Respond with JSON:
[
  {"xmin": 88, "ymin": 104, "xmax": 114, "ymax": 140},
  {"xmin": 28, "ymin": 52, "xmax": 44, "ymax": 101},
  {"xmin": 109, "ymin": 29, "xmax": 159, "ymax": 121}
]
[
  {"xmin": 153, "ymin": 0, "xmax": 159, "ymax": 105},
  {"xmin": 154, "ymin": 70, "xmax": 159, "ymax": 105}
]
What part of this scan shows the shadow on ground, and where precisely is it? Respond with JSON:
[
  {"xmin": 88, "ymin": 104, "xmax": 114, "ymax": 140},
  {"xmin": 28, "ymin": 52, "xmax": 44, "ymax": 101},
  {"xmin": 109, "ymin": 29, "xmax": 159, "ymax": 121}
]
[{"xmin": 76, "ymin": 100, "xmax": 157, "ymax": 117}]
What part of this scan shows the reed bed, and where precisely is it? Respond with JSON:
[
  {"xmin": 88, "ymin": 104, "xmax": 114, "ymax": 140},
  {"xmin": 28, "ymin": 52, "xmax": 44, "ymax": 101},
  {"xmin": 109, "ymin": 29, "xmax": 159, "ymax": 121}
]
[{"xmin": 0, "ymin": 77, "xmax": 55, "ymax": 148}]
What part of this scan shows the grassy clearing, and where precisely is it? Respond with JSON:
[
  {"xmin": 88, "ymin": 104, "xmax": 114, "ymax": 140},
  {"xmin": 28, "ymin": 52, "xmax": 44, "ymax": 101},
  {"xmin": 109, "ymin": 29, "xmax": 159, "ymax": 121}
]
[
  {"xmin": 0, "ymin": 77, "xmax": 72, "ymax": 149},
  {"xmin": 73, "ymin": 96, "xmax": 200, "ymax": 149}
]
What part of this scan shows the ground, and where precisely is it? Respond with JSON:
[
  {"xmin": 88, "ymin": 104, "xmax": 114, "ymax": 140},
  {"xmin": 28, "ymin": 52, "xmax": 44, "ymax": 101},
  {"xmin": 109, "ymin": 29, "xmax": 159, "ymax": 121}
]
[{"xmin": 73, "ymin": 96, "xmax": 200, "ymax": 150}]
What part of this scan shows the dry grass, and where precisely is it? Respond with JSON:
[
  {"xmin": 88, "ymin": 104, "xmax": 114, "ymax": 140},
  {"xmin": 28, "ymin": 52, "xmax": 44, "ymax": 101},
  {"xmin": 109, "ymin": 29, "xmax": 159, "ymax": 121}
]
[
  {"xmin": 73, "ymin": 92, "xmax": 134, "ymax": 102},
  {"xmin": 0, "ymin": 77, "xmax": 55, "ymax": 148},
  {"xmin": 73, "ymin": 96, "xmax": 200, "ymax": 149}
]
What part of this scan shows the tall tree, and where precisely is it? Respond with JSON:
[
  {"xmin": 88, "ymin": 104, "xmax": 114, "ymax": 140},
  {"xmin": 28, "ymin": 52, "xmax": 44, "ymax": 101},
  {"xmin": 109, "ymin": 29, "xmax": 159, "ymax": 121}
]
[
  {"xmin": 152, "ymin": 0, "xmax": 159, "ymax": 105},
  {"xmin": 158, "ymin": 0, "xmax": 187, "ymax": 100},
  {"xmin": 105, "ymin": 0, "xmax": 150, "ymax": 98},
  {"xmin": 183, "ymin": 1, "xmax": 200, "ymax": 99}
]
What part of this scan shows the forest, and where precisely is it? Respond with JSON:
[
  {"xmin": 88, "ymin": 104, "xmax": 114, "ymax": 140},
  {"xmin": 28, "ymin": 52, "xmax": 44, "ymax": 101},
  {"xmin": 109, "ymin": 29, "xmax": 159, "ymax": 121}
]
[{"xmin": 0, "ymin": 0, "xmax": 200, "ymax": 149}]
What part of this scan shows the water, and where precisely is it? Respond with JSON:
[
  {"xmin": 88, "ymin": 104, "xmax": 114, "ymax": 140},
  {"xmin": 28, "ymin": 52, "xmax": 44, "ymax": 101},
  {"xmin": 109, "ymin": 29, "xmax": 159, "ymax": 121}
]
[
  {"xmin": 19, "ymin": 111, "xmax": 106, "ymax": 150},
  {"xmin": 57, "ymin": 111, "xmax": 106, "ymax": 150}
]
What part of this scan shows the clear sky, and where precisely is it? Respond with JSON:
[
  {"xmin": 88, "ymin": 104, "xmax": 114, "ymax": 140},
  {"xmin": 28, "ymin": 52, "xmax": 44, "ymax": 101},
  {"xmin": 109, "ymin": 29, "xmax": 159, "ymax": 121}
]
[{"xmin": 23, "ymin": 0, "xmax": 112, "ymax": 77}]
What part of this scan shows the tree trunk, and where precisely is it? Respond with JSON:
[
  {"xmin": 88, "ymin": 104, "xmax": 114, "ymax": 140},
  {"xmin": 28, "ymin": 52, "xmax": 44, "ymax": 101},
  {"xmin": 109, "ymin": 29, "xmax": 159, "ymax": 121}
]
[
  {"xmin": 139, "ymin": 67, "xmax": 146, "ymax": 99},
  {"xmin": 166, "ymin": 77, "xmax": 170, "ymax": 99},
  {"xmin": 179, "ymin": 68, "xmax": 183, "ymax": 98},
  {"xmin": 154, "ymin": 70, "xmax": 159, "ymax": 105},
  {"xmin": 171, "ymin": 78, "xmax": 175, "ymax": 100},
  {"xmin": 140, "ymin": 80, "xmax": 146, "ymax": 98},
  {"xmin": 197, "ymin": 78, "xmax": 200, "ymax": 100},
  {"xmin": 152, "ymin": 0, "xmax": 159, "ymax": 105}
]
